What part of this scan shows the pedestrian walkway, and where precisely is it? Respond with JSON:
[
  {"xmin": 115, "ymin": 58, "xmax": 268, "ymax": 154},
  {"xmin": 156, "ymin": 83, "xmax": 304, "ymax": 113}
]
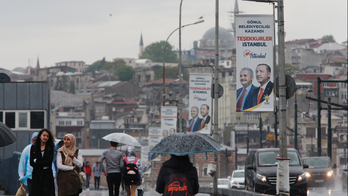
[{"xmin": 79, "ymin": 189, "xmax": 210, "ymax": 196}]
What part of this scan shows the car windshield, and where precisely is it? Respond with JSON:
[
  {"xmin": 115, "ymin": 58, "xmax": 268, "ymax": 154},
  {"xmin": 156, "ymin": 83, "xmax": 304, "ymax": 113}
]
[
  {"xmin": 303, "ymin": 158, "xmax": 331, "ymax": 168},
  {"xmin": 233, "ymin": 171, "xmax": 245, "ymax": 178},
  {"xmin": 218, "ymin": 179, "xmax": 230, "ymax": 185},
  {"xmin": 258, "ymin": 151, "xmax": 300, "ymax": 166}
]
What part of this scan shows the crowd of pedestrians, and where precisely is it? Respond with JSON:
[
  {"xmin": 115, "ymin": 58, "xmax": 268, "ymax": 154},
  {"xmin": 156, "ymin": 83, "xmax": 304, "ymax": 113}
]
[{"xmin": 17, "ymin": 129, "xmax": 199, "ymax": 196}]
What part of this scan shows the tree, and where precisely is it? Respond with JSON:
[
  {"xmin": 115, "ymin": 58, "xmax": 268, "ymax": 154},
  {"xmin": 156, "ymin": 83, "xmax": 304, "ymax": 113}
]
[
  {"xmin": 102, "ymin": 59, "xmax": 126, "ymax": 70},
  {"xmin": 139, "ymin": 41, "xmax": 178, "ymax": 63},
  {"xmin": 275, "ymin": 63, "xmax": 303, "ymax": 76},
  {"xmin": 69, "ymin": 82, "xmax": 75, "ymax": 94},
  {"xmin": 322, "ymin": 35, "xmax": 336, "ymax": 43},
  {"xmin": 114, "ymin": 66, "xmax": 134, "ymax": 81},
  {"xmin": 86, "ymin": 58, "xmax": 106, "ymax": 72},
  {"xmin": 154, "ymin": 67, "xmax": 179, "ymax": 80}
]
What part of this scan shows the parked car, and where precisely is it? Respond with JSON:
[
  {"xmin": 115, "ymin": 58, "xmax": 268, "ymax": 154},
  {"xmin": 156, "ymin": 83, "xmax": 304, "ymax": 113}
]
[
  {"xmin": 342, "ymin": 165, "xmax": 348, "ymax": 191},
  {"xmin": 245, "ymin": 148, "xmax": 308, "ymax": 196},
  {"xmin": 210, "ymin": 178, "xmax": 233, "ymax": 189},
  {"xmin": 230, "ymin": 169, "xmax": 245, "ymax": 189},
  {"xmin": 301, "ymin": 156, "xmax": 336, "ymax": 189}
]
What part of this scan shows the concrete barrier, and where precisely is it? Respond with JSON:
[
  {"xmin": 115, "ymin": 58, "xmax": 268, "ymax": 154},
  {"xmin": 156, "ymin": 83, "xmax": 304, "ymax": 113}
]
[{"xmin": 199, "ymin": 187, "xmax": 272, "ymax": 196}]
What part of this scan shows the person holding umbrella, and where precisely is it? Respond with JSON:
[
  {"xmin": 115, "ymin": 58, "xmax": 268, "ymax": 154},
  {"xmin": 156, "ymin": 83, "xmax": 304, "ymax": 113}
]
[
  {"xmin": 156, "ymin": 155, "xmax": 199, "ymax": 195},
  {"xmin": 99, "ymin": 141, "xmax": 124, "ymax": 196}
]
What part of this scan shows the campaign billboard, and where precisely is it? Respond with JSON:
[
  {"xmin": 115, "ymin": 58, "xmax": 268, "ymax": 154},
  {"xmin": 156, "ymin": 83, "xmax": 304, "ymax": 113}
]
[
  {"xmin": 161, "ymin": 106, "xmax": 177, "ymax": 137},
  {"xmin": 235, "ymin": 14, "xmax": 274, "ymax": 112},
  {"xmin": 188, "ymin": 73, "xmax": 212, "ymax": 134},
  {"xmin": 148, "ymin": 127, "xmax": 161, "ymax": 161}
]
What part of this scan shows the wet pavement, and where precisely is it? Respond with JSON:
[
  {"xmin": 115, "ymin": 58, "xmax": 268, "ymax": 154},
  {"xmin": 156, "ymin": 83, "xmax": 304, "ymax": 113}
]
[{"xmin": 79, "ymin": 189, "xmax": 210, "ymax": 196}]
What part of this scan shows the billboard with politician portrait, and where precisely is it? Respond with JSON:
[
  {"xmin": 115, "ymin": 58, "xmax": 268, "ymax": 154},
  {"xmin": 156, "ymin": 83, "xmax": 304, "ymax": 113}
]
[
  {"xmin": 188, "ymin": 73, "xmax": 212, "ymax": 134},
  {"xmin": 236, "ymin": 14, "xmax": 274, "ymax": 112}
]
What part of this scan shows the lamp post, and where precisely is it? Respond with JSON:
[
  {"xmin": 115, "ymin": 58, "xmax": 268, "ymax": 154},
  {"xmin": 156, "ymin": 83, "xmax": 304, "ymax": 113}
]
[{"xmin": 162, "ymin": 19, "xmax": 204, "ymax": 107}]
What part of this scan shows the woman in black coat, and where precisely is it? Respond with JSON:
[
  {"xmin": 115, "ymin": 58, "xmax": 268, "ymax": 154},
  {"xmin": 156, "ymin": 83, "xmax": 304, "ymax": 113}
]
[{"xmin": 30, "ymin": 129, "xmax": 55, "ymax": 196}]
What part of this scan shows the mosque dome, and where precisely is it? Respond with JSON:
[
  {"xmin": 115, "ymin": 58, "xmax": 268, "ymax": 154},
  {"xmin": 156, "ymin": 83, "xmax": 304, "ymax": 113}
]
[{"xmin": 199, "ymin": 27, "xmax": 233, "ymax": 49}]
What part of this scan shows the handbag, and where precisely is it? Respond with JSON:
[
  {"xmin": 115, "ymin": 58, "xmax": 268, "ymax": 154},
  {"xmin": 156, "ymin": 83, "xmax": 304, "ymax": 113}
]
[
  {"xmin": 15, "ymin": 182, "xmax": 26, "ymax": 196},
  {"xmin": 74, "ymin": 169, "xmax": 86, "ymax": 184}
]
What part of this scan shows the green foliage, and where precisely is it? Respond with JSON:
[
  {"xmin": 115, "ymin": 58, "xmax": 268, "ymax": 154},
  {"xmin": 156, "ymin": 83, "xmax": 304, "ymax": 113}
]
[
  {"xmin": 114, "ymin": 66, "xmax": 134, "ymax": 81},
  {"xmin": 275, "ymin": 63, "xmax": 303, "ymax": 76},
  {"xmin": 69, "ymin": 82, "xmax": 75, "ymax": 94},
  {"xmin": 154, "ymin": 67, "xmax": 179, "ymax": 80},
  {"xmin": 322, "ymin": 35, "xmax": 336, "ymax": 43},
  {"xmin": 139, "ymin": 41, "xmax": 178, "ymax": 63},
  {"xmin": 102, "ymin": 59, "xmax": 127, "ymax": 70},
  {"xmin": 86, "ymin": 58, "xmax": 106, "ymax": 72}
]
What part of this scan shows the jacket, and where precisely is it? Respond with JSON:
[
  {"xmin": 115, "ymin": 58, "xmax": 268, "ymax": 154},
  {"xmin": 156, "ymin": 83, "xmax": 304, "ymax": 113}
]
[
  {"xmin": 99, "ymin": 147, "xmax": 124, "ymax": 173},
  {"xmin": 30, "ymin": 144, "xmax": 55, "ymax": 196},
  {"xmin": 18, "ymin": 132, "xmax": 38, "ymax": 185},
  {"xmin": 156, "ymin": 156, "xmax": 199, "ymax": 195}
]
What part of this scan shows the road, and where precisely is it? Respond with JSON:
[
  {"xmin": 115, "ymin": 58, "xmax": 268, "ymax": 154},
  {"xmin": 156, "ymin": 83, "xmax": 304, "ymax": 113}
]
[
  {"xmin": 307, "ymin": 187, "xmax": 347, "ymax": 196},
  {"xmin": 79, "ymin": 190, "xmax": 210, "ymax": 196}
]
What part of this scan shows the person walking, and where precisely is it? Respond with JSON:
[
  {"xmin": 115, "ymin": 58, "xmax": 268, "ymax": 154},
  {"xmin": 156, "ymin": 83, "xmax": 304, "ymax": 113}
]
[
  {"xmin": 84, "ymin": 161, "xmax": 92, "ymax": 190},
  {"xmin": 57, "ymin": 134, "xmax": 83, "ymax": 196},
  {"xmin": 99, "ymin": 141, "xmax": 124, "ymax": 196},
  {"xmin": 156, "ymin": 155, "xmax": 199, "ymax": 196},
  {"xmin": 92, "ymin": 162, "xmax": 102, "ymax": 190},
  {"xmin": 29, "ymin": 129, "xmax": 55, "ymax": 196},
  {"xmin": 123, "ymin": 146, "xmax": 142, "ymax": 196},
  {"xmin": 18, "ymin": 132, "xmax": 38, "ymax": 194}
]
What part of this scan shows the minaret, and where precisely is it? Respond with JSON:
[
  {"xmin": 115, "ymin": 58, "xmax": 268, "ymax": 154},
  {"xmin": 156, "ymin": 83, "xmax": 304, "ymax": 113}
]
[
  {"xmin": 138, "ymin": 33, "xmax": 144, "ymax": 58},
  {"xmin": 36, "ymin": 56, "xmax": 40, "ymax": 80},
  {"xmin": 229, "ymin": 0, "xmax": 242, "ymax": 49}
]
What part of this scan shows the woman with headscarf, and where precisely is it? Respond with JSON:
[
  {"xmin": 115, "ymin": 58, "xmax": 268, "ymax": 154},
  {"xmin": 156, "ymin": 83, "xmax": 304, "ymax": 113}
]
[
  {"xmin": 57, "ymin": 134, "xmax": 83, "ymax": 196},
  {"xmin": 29, "ymin": 129, "xmax": 55, "ymax": 196},
  {"xmin": 123, "ymin": 146, "xmax": 142, "ymax": 196}
]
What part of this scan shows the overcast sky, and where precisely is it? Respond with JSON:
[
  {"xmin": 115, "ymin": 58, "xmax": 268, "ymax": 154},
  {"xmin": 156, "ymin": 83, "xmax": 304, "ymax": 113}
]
[{"xmin": 0, "ymin": 0, "xmax": 346, "ymax": 71}]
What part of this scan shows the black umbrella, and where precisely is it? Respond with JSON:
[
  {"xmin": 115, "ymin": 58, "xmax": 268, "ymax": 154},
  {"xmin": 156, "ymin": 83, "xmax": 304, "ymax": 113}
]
[
  {"xmin": 149, "ymin": 132, "xmax": 221, "ymax": 156},
  {"xmin": 0, "ymin": 122, "xmax": 17, "ymax": 147}
]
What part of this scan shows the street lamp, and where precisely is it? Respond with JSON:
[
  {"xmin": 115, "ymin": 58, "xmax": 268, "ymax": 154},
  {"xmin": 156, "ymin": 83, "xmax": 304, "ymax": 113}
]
[{"xmin": 162, "ymin": 19, "xmax": 204, "ymax": 107}]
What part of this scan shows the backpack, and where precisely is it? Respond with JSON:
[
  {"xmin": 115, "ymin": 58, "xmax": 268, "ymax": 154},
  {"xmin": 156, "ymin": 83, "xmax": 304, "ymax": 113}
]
[
  {"xmin": 164, "ymin": 168, "xmax": 192, "ymax": 196},
  {"xmin": 124, "ymin": 157, "xmax": 139, "ymax": 184}
]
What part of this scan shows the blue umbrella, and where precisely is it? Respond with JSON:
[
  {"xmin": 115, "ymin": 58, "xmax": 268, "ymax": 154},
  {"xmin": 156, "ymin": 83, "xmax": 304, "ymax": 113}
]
[{"xmin": 149, "ymin": 132, "xmax": 221, "ymax": 156}]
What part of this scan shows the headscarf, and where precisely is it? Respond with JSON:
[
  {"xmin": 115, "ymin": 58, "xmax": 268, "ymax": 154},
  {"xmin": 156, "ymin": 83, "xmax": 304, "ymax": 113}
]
[{"xmin": 57, "ymin": 134, "xmax": 76, "ymax": 166}]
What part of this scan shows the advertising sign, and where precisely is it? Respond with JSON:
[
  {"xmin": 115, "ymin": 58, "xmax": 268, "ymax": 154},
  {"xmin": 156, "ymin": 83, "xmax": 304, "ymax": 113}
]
[
  {"xmin": 148, "ymin": 127, "xmax": 161, "ymax": 161},
  {"xmin": 140, "ymin": 146, "xmax": 151, "ymax": 175},
  {"xmin": 235, "ymin": 14, "xmax": 274, "ymax": 112},
  {"xmin": 188, "ymin": 73, "xmax": 212, "ymax": 134},
  {"xmin": 161, "ymin": 106, "xmax": 177, "ymax": 138}
]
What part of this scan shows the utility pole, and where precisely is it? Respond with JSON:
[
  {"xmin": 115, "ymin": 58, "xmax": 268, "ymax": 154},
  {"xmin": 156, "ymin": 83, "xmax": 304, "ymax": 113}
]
[
  {"xmin": 274, "ymin": 107, "xmax": 278, "ymax": 148},
  {"xmin": 294, "ymin": 93, "xmax": 298, "ymax": 151},
  {"xmin": 317, "ymin": 77, "xmax": 322, "ymax": 156},
  {"xmin": 328, "ymin": 98, "xmax": 332, "ymax": 160},
  {"xmin": 178, "ymin": 0, "xmax": 183, "ymax": 133},
  {"xmin": 212, "ymin": 0, "xmax": 219, "ymax": 195},
  {"xmin": 259, "ymin": 116, "xmax": 262, "ymax": 148},
  {"xmin": 278, "ymin": 0, "xmax": 289, "ymax": 195}
]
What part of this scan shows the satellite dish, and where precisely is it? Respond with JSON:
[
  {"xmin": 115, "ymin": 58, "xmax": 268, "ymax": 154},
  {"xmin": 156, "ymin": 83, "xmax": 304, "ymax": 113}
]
[{"xmin": 0, "ymin": 73, "xmax": 11, "ymax": 82}]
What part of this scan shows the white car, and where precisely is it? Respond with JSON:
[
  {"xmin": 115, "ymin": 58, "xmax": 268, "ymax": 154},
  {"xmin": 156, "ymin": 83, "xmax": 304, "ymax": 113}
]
[
  {"xmin": 210, "ymin": 178, "xmax": 233, "ymax": 189},
  {"xmin": 230, "ymin": 170, "xmax": 245, "ymax": 189}
]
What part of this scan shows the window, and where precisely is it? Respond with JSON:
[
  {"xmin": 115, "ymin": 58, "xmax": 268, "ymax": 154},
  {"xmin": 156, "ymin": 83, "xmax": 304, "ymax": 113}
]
[
  {"xmin": 18, "ymin": 112, "xmax": 28, "ymax": 128},
  {"xmin": 342, "ymin": 83, "xmax": 347, "ymax": 88},
  {"xmin": 66, "ymin": 121, "xmax": 72, "ymax": 126},
  {"xmin": 202, "ymin": 164, "xmax": 209, "ymax": 177},
  {"xmin": 5, "ymin": 112, "xmax": 15, "ymax": 128},
  {"xmin": 59, "ymin": 121, "xmax": 64, "ymax": 126},
  {"xmin": 323, "ymin": 83, "xmax": 328, "ymax": 87},
  {"xmin": 77, "ymin": 121, "xmax": 83, "ymax": 126},
  {"xmin": 0, "ymin": 112, "xmax": 3, "ymax": 122},
  {"xmin": 321, "ymin": 127, "xmax": 327, "ymax": 139},
  {"xmin": 244, "ymin": 113, "xmax": 259, "ymax": 121},
  {"xmin": 57, "ymin": 132, "xmax": 65, "ymax": 138},
  {"xmin": 342, "ymin": 92, "xmax": 347, "ymax": 100},
  {"xmin": 309, "ymin": 100, "xmax": 314, "ymax": 108},
  {"xmin": 30, "ymin": 111, "xmax": 45, "ymax": 129},
  {"xmin": 306, "ymin": 127, "xmax": 315, "ymax": 138}
]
